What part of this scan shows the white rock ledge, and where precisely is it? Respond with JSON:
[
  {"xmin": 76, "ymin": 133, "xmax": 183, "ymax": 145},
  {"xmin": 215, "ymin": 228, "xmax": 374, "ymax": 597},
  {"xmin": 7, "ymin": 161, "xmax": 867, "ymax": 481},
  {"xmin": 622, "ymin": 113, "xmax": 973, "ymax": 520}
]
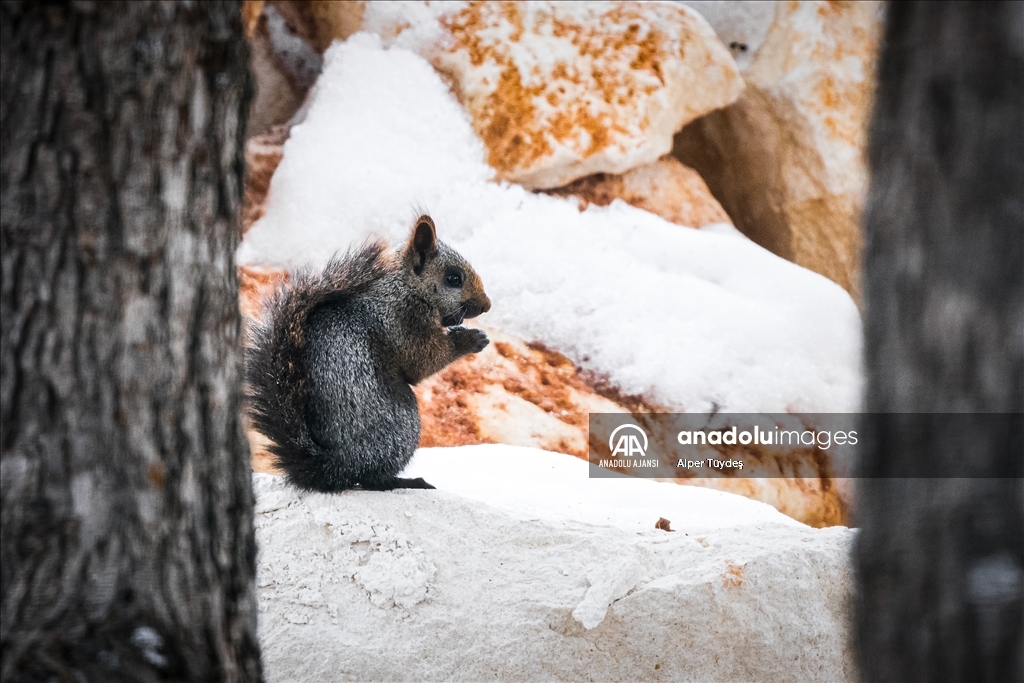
[{"xmin": 255, "ymin": 446, "xmax": 855, "ymax": 682}]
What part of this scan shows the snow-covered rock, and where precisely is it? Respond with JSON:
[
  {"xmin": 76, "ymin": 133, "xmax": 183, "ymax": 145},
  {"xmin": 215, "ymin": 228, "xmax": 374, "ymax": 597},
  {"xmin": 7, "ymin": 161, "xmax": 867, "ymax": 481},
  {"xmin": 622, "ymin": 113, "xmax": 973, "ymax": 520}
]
[
  {"xmin": 674, "ymin": 0, "xmax": 884, "ymax": 299},
  {"xmin": 255, "ymin": 446, "xmax": 856, "ymax": 681},
  {"xmin": 237, "ymin": 33, "xmax": 862, "ymax": 415},
  {"xmin": 545, "ymin": 155, "xmax": 734, "ymax": 229},
  {"xmin": 357, "ymin": 0, "xmax": 745, "ymax": 189}
]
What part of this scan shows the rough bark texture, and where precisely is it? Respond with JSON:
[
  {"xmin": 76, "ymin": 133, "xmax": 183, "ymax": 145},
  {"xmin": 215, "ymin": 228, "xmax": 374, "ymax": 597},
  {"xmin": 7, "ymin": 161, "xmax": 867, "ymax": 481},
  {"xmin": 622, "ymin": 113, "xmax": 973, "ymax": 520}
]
[
  {"xmin": 856, "ymin": 2, "xmax": 1023, "ymax": 682},
  {"xmin": 1, "ymin": 2, "xmax": 260, "ymax": 680}
]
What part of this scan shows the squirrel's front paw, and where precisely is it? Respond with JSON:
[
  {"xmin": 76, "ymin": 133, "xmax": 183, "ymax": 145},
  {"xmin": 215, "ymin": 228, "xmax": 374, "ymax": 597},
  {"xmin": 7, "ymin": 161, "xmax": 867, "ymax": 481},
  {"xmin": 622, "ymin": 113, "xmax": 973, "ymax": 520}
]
[{"xmin": 452, "ymin": 327, "xmax": 489, "ymax": 355}]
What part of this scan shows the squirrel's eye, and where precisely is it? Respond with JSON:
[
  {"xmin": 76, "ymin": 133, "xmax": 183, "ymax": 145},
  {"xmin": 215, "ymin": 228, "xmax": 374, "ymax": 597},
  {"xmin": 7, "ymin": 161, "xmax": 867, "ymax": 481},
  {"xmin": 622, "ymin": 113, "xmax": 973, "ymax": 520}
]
[{"xmin": 446, "ymin": 272, "xmax": 463, "ymax": 288}]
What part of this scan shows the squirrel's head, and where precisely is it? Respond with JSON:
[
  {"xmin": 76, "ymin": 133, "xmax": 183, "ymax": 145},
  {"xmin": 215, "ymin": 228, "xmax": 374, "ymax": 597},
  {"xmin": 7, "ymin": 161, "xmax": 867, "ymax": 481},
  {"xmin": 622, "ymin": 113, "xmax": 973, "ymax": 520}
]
[{"xmin": 403, "ymin": 215, "xmax": 491, "ymax": 327}]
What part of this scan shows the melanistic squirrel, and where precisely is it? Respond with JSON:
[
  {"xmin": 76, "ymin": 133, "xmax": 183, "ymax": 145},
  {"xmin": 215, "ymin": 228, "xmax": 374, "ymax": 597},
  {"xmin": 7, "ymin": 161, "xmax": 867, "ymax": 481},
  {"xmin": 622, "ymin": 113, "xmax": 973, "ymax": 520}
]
[{"xmin": 246, "ymin": 215, "xmax": 491, "ymax": 492}]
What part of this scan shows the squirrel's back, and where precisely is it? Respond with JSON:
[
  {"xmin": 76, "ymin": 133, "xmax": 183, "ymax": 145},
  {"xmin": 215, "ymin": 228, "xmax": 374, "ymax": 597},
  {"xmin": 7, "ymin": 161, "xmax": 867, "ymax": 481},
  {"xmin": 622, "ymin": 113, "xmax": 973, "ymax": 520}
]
[{"xmin": 245, "ymin": 241, "xmax": 395, "ymax": 490}]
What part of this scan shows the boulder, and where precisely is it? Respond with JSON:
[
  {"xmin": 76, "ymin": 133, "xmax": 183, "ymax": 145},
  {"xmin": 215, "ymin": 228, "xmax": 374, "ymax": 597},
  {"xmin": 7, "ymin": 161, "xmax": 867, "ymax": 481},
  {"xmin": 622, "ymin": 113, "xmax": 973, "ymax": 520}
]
[
  {"xmin": 254, "ymin": 449, "xmax": 856, "ymax": 681},
  {"xmin": 359, "ymin": 1, "xmax": 745, "ymax": 188},
  {"xmin": 416, "ymin": 327, "xmax": 630, "ymax": 456},
  {"xmin": 673, "ymin": 0, "xmax": 884, "ymax": 300},
  {"xmin": 245, "ymin": 2, "xmax": 323, "ymax": 137},
  {"xmin": 241, "ymin": 128, "xmax": 287, "ymax": 235},
  {"xmin": 264, "ymin": 0, "xmax": 365, "ymax": 53},
  {"xmin": 544, "ymin": 156, "xmax": 733, "ymax": 228}
]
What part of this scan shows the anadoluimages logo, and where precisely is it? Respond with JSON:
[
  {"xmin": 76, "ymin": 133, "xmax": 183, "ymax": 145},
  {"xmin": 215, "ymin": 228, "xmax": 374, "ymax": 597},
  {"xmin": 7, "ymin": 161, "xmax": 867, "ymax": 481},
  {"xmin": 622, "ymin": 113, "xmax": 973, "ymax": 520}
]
[{"xmin": 609, "ymin": 424, "xmax": 648, "ymax": 458}]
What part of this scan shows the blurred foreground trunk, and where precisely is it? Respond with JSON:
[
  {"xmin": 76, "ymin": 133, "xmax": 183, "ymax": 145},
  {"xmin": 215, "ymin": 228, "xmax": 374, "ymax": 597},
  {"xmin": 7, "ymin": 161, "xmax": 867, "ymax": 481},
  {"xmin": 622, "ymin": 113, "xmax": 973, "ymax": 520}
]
[
  {"xmin": 0, "ymin": 2, "xmax": 261, "ymax": 680},
  {"xmin": 857, "ymin": 2, "xmax": 1023, "ymax": 682}
]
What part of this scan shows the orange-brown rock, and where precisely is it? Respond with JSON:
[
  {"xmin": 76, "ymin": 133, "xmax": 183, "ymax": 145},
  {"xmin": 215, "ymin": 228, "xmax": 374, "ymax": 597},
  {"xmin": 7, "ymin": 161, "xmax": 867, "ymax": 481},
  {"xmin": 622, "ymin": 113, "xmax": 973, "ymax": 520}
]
[
  {"xmin": 266, "ymin": 0, "xmax": 365, "ymax": 53},
  {"xmin": 242, "ymin": 0, "xmax": 265, "ymax": 37},
  {"xmin": 238, "ymin": 264, "xmax": 288, "ymax": 323},
  {"xmin": 545, "ymin": 156, "xmax": 733, "ymax": 228},
  {"xmin": 357, "ymin": 1, "xmax": 744, "ymax": 189},
  {"xmin": 238, "ymin": 265, "xmax": 289, "ymax": 474},
  {"xmin": 242, "ymin": 128, "xmax": 287, "ymax": 235},
  {"xmin": 416, "ymin": 329, "xmax": 629, "ymax": 456},
  {"xmin": 249, "ymin": 428, "xmax": 281, "ymax": 475},
  {"xmin": 673, "ymin": 0, "xmax": 884, "ymax": 300}
]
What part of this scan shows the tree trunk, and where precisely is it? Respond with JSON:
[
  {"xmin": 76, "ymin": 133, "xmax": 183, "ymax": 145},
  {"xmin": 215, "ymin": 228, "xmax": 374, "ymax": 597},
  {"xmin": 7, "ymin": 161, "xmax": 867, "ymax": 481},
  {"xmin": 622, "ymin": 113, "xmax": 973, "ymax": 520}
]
[
  {"xmin": 856, "ymin": 2, "xmax": 1023, "ymax": 682},
  {"xmin": 1, "ymin": 2, "xmax": 260, "ymax": 680}
]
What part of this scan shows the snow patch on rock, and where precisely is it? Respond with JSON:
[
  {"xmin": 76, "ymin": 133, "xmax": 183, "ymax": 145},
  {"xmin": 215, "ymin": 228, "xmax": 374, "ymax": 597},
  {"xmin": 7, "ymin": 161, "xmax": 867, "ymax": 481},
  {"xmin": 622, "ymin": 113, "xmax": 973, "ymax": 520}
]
[{"xmin": 401, "ymin": 444, "xmax": 803, "ymax": 531}]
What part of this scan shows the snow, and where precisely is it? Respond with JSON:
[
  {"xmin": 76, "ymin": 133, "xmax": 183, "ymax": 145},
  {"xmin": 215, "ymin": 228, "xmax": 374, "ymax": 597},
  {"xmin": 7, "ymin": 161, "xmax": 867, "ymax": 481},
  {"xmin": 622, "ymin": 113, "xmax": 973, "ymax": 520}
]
[
  {"xmin": 401, "ymin": 443, "xmax": 802, "ymax": 532},
  {"xmin": 237, "ymin": 33, "xmax": 862, "ymax": 413},
  {"xmin": 255, "ymin": 445, "xmax": 856, "ymax": 681}
]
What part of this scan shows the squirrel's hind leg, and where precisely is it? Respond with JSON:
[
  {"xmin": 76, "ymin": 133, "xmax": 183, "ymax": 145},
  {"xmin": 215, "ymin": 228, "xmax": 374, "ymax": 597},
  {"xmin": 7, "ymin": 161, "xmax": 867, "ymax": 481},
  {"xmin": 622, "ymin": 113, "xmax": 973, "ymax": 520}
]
[{"xmin": 360, "ymin": 476, "xmax": 436, "ymax": 491}]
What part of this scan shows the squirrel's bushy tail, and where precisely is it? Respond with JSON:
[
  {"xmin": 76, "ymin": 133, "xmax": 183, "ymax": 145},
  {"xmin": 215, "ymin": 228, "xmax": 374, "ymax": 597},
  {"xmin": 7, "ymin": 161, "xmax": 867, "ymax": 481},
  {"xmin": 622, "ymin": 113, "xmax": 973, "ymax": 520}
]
[{"xmin": 244, "ymin": 240, "xmax": 392, "ymax": 488}]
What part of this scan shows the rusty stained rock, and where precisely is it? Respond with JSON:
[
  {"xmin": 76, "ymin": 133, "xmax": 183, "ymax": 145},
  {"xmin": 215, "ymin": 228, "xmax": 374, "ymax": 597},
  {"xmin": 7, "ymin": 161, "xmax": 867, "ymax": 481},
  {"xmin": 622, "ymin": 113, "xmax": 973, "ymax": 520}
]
[
  {"xmin": 358, "ymin": 1, "xmax": 745, "ymax": 189},
  {"xmin": 673, "ymin": 0, "xmax": 884, "ymax": 301},
  {"xmin": 241, "ymin": 127, "xmax": 288, "ymax": 235},
  {"xmin": 544, "ymin": 155, "xmax": 733, "ymax": 229}
]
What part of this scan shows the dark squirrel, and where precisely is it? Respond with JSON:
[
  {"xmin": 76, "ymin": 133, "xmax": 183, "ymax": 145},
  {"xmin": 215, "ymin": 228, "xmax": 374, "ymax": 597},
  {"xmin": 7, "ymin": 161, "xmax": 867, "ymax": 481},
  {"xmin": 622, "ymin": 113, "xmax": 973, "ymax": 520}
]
[{"xmin": 245, "ymin": 215, "xmax": 491, "ymax": 492}]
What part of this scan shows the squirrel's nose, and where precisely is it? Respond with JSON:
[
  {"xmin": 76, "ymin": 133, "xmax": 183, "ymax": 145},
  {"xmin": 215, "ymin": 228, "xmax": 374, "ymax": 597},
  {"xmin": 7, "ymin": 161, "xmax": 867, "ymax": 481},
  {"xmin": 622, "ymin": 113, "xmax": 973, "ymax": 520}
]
[{"xmin": 463, "ymin": 296, "xmax": 490, "ymax": 319}]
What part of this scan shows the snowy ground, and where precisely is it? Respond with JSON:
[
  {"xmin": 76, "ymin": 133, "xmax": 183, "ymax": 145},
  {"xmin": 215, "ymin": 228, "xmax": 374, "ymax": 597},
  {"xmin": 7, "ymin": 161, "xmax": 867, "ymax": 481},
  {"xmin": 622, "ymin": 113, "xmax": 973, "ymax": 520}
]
[
  {"xmin": 256, "ymin": 445, "xmax": 855, "ymax": 682},
  {"xmin": 237, "ymin": 34, "xmax": 863, "ymax": 414}
]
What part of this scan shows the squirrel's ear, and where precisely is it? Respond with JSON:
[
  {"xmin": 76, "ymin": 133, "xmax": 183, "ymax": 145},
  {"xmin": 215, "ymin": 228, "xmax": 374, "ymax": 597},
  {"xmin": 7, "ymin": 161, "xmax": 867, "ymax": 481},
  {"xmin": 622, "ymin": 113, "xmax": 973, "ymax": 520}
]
[{"xmin": 406, "ymin": 215, "xmax": 437, "ymax": 275}]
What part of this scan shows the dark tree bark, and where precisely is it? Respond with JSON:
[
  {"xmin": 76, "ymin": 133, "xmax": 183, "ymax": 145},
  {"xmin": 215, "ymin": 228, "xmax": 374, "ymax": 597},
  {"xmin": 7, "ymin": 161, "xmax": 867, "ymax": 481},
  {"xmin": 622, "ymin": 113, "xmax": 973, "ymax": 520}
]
[
  {"xmin": 856, "ymin": 2, "xmax": 1023, "ymax": 682},
  {"xmin": 1, "ymin": 2, "xmax": 260, "ymax": 681}
]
